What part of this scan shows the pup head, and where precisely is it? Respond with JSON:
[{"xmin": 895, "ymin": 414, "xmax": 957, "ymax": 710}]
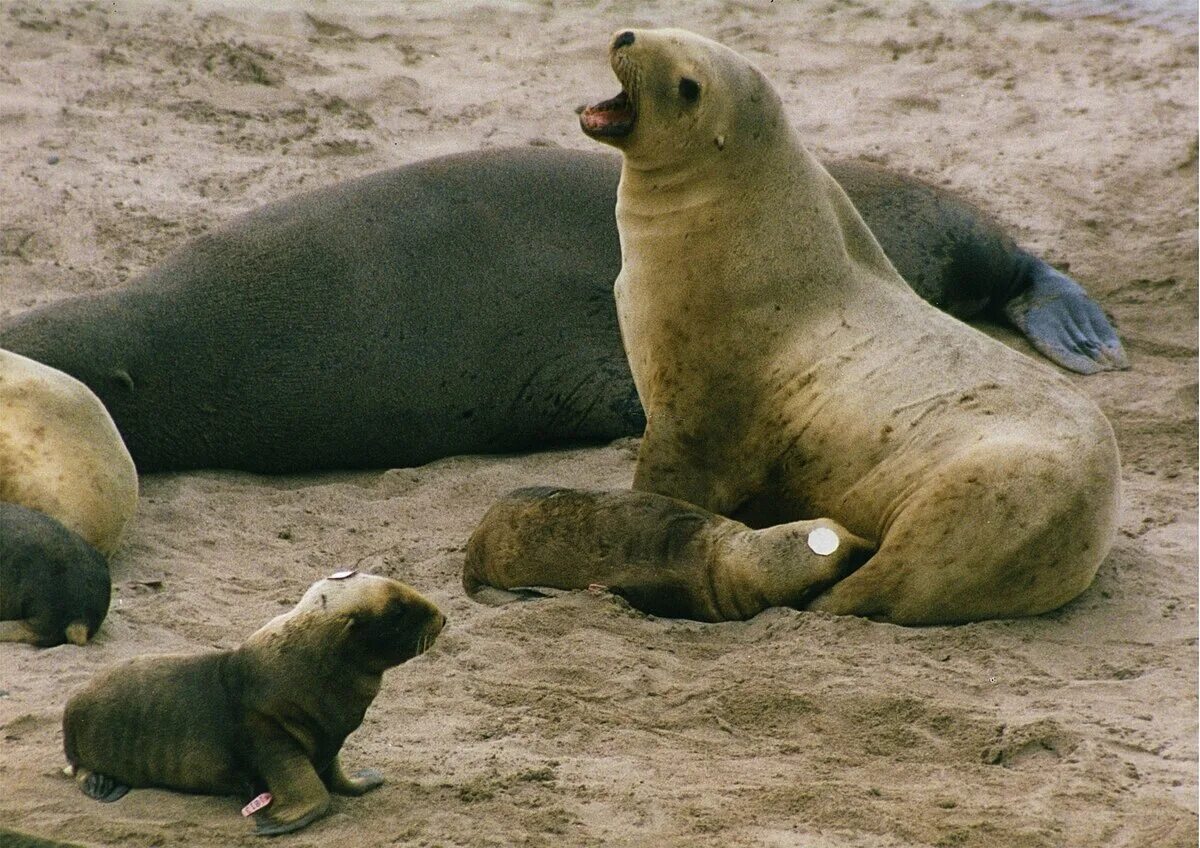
[{"xmin": 255, "ymin": 572, "xmax": 446, "ymax": 673}]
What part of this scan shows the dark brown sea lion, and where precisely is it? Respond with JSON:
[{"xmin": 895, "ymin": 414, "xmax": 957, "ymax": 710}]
[
  {"xmin": 62, "ymin": 572, "xmax": 445, "ymax": 836},
  {"xmin": 0, "ymin": 146, "xmax": 1125, "ymax": 474}
]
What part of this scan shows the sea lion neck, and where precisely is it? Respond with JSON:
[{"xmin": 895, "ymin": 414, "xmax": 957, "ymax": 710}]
[
  {"xmin": 615, "ymin": 131, "xmax": 889, "ymax": 314},
  {"xmin": 613, "ymin": 117, "xmax": 795, "ymax": 219}
]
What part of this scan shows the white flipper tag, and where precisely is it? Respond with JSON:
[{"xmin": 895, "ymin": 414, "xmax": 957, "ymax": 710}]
[{"xmin": 807, "ymin": 527, "xmax": 840, "ymax": 556}]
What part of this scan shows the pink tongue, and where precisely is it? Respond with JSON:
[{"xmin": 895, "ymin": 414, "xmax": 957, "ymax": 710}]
[
  {"xmin": 582, "ymin": 108, "xmax": 620, "ymax": 131},
  {"xmin": 582, "ymin": 99, "xmax": 631, "ymax": 132}
]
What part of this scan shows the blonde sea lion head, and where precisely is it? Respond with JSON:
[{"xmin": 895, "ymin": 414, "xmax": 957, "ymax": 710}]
[{"xmin": 579, "ymin": 27, "xmax": 785, "ymax": 170}]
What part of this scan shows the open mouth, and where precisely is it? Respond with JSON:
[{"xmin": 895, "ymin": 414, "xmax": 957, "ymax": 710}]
[{"xmin": 579, "ymin": 88, "xmax": 636, "ymax": 138}]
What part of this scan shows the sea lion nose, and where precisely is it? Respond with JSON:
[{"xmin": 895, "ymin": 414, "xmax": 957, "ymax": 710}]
[{"xmin": 612, "ymin": 30, "xmax": 635, "ymax": 50}]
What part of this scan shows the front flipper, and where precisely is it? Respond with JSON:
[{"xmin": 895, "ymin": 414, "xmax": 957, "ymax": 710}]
[
  {"xmin": 1005, "ymin": 257, "xmax": 1130, "ymax": 374},
  {"xmin": 323, "ymin": 757, "xmax": 384, "ymax": 797},
  {"xmin": 77, "ymin": 769, "xmax": 130, "ymax": 802},
  {"xmin": 248, "ymin": 721, "xmax": 330, "ymax": 837}
]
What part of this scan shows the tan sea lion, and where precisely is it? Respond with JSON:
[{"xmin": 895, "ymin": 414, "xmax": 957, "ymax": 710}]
[
  {"xmin": 62, "ymin": 572, "xmax": 446, "ymax": 836},
  {"xmin": 580, "ymin": 28, "xmax": 1121, "ymax": 624},
  {"xmin": 465, "ymin": 486, "xmax": 872, "ymax": 622},
  {"xmin": 0, "ymin": 349, "xmax": 137, "ymax": 556}
]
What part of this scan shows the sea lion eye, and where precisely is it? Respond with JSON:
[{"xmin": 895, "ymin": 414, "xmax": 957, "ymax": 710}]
[{"xmin": 678, "ymin": 77, "xmax": 700, "ymax": 102}]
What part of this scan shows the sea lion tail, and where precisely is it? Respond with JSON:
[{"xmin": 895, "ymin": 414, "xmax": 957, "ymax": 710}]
[{"xmin": 64, "ymin": 622, "xmax": 91, "ymax": 646}]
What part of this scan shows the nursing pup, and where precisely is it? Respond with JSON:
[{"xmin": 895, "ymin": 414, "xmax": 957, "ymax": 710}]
[
  {"xmin": 0, "ymin": 503, "xmax": 110, "ymax": 647},
  {"xmin": 465, "ymin": 486, "xmax": 873, "ymax": 622}
]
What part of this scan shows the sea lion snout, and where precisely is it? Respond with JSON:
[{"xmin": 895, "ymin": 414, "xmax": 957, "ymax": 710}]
[
  {"xmin": 350, "ymin": 583, "xmax": 446, "ymax": 667},
  {"xmin": 417, "ymin": 611, "xmax": 447, "ymax": 655}
]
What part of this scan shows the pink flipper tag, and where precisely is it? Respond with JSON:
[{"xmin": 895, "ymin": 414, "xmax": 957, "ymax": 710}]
[
  {"xmin": 242, "ymin": 792, "xmax": 272, "ymax": 817},
  {"xmin": 328, "ymin": 570, "xmax": 357, "ymax": 580}
]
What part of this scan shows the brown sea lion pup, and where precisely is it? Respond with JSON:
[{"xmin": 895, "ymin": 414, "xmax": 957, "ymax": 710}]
[
  {"xmin": 0, "ymin": 348, "xmax": 137, "ymax": 557},
  {"xmin": 62, "ymin": 572, "xmax": 446, "ymax": 836},
  {"xmin": 464, "ymin": 486, "xmax": 873, "ymax": 622},
  {"xmin": 0, "ymin": 503, "xmax": 110, "ymax": 647},
  {"xmin": 581, "ymin": 28, "xmax": 1121, "ymax": 624}
]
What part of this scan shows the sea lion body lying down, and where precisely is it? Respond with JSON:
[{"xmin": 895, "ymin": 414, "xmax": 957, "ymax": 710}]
[
  {"xmin": 62, "ymin": 572, "xmax": 445, "ymax": 835},
  {"xmin": 0, "ymin": 348, "xmax": 137, "ymax": 557}
]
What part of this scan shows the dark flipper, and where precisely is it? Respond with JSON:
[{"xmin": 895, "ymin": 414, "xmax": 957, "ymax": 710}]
[
  {"xmin": 80, "ymin": 771, "xmax": 130, "ymax": 803},
  {"xmin": 1004, "ymin": 255, "xmax": 1130, "ymax": 374},
  {"xmin": 829, "ymin": 159, "xmax": 1128, "ymax": 376},
  {"xmin": 321, "ymin": 757, "xmax": 385, "ymax": 797},
  {"xmin": 253, "ymin": 805, "xmax": 327, "ymax": 837}
]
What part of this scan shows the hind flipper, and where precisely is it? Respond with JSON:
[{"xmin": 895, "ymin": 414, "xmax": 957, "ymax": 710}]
[
  {"xmin": 1005, "ymin": 257, "xmax": 1130, "ymax": 374},
  {"xmin": 78, "ymin": 769, "xmax": 130, "ymax": 802}
]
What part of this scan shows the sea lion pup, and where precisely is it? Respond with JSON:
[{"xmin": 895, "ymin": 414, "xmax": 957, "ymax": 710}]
[
  {"xmin": 581, "ymin": 29, "xmax": 1121, "ymax": 624},
  {"xmin": 464, "ymin": 486, "xmax": 873, "ymax": 622},
  {"xmin": 0, "ymin": 348, "xmax": 137, "ymax": 556},
  {"xmin": 0, "ymin": 503, "xmax": 110, "ymax": 647},
  {"xmin": 62, "ymin": 572, "xmax": 446, "ymax": 836},
  {"xmin": 0, "ymin": 152, "xmax": 1123, "ymax": 475}
]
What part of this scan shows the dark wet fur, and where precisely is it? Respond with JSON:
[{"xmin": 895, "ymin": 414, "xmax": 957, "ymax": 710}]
[{"xmin": 0, "ymin": 503, "xmax": 110, "ymax": 647}]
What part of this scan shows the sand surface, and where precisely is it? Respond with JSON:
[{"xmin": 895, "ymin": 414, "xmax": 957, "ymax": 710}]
[{"xmin": 0, "ymin": 1, "xmax": 1196, "ymax": 846}]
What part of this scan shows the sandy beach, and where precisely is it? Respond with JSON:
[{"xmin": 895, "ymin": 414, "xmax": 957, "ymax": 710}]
[{"xmin": 0, "ymin": 1, "xmax": 1196, "ymax": 846}]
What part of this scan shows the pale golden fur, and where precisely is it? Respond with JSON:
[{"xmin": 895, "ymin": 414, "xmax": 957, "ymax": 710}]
[
  {"xmin": 596, "ymin": 29, "xmax": 1120, "ymax": 624},
  {"xmin": 0, "ymin": 349, "xmax": 137, "ymax": 556}
]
